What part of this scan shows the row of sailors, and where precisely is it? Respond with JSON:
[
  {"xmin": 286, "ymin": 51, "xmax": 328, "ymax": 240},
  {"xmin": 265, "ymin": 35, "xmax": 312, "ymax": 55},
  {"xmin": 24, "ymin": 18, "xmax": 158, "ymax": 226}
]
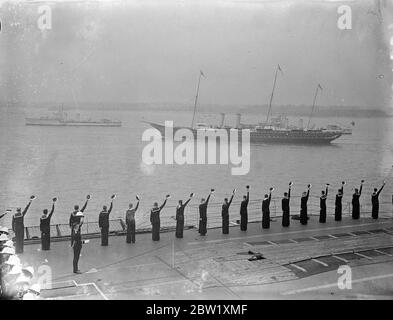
[
  {"xmin": 0, "ymin": 228, "xmax": 41, "ymax": 299},
  {"xmin": 0, "ymin": 180, "xmax": 386, "ymax": 273}
]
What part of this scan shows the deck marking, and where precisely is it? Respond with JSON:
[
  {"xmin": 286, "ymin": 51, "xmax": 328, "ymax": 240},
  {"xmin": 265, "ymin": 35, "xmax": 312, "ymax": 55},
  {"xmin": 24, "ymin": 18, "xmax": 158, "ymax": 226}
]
[
  {"xmin": 374, "ymin": 249, "xmax": 393, "ymax": 257},
  {"xmin": 186, "ymin": 221, "xmax": 391, "ymax": 245},
  {"xmin": 309, "ymin": 236, "xmax": 320, "ymax": 241},
  {"xmin": 354, "ymin": 252, "xmax": 373, "ymax": 260},
  {"xmin": 332, "ymin": 255, "xmax": 349, "ymax": 263},
  {"xmin": 77, "ymin": 282, "xmax": 109, "ymax": 300},
  {"xmin": 328, "ymin": 234, "xmax": 338, "ymax": 239},
  {"xmin": 282, "ymin": 272, "xmax": 393, "ymax": 295},
  {"xmin": 312, "ymin": 258, "xmax": 329, "ymax": 267},
  {"xmin": 290, "ymin": 263, "xmax": 307, "ymax": 273}
]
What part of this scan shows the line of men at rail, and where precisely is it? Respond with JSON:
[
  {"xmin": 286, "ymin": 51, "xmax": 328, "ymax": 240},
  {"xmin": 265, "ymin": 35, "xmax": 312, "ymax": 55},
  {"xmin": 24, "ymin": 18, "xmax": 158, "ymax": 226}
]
[{"xmin": 0, "ymin": 179, "xmax": 386, "ymax": 274}]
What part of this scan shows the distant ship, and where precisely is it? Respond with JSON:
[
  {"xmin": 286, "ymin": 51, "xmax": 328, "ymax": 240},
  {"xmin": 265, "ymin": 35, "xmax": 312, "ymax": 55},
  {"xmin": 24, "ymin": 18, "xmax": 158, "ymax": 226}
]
[
  {"xmin": 146, "ymin": 67, "xmax": 342, "ymax": 144},
  {"xmin": 25, "ymin": 107, "xmax": 122, "ymax": 127},
  {"xmin": 324, "ymin": 124, "xmax": 353, "ymax": 135}
]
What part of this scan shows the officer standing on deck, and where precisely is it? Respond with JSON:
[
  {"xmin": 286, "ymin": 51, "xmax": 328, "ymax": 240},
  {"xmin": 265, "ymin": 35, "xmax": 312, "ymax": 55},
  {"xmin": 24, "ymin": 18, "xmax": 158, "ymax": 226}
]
[
  {"xmin": 175, "ymin": 193, "xmax": 194, "ymax": 238},
  {"xmin": 300, "ymin": 184, "xmax": 311, "ymax": 225},
  {"xmin": 240, "ymin": 186, "xmax": 250, "ymax": 231},
  {"xmin": 222, "ymin": 189, "xmax": 235, "ymax": 234},
  {"xmin": 262, "ymin": 187, "xmax": 273, "ymax": 229},
  {"xmin": 98, "ymin": 195, "xmax": 115, "ymax": 246},
  {"xmin": 319, "ymin": 184, "xmax": 329, "ymax": 223},
  {"xmin": 150, "ymin": 195, "xmax": 170, "ymax": 241},
  {"xmin": 371, "ymin": 181, "xmax": 385, "ymax": 219},
  {"xmin": 199, "ymin": 190, "xmax": 213, "ymax": 236},
  {"xmin": 12, "ymin": 196, "xmax": 35, "ymax": 254},
  {"xmin": 282, "ymin": 182, "xmax": 292, "ymax": 227},
  {"xmin": 125, "ymin": 196, "xmax": 140, "ymax": 244},
  {"xmin": 335, "ymin": 182, "xmax": 345, "ymax": 221},
  {"xmin": 69, "ymin": 195, "xmax": 90, "ymax": 243},
  {"xmin": 352, "ymin": 180, "xmax": 364, "ymax": 219},
  {"xmin": 39, "ymin": 197, "xmax": 57, "ymax": 251},
  {"xmin": 71, "ymin": 211, "xmax": 85, "ymax": 274}
]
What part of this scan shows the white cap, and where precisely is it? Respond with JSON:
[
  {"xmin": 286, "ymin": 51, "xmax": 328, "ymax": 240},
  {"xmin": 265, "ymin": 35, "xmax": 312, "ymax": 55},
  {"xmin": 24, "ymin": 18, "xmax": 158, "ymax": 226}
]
[
  {"xmin": 75, "ymin": 211, "xmax": 84, "ymax": 217},
  {"xmin": 22, "ymin": 266, "xmax": 34, "ymax": 278},
  {"xmin": 6, "ymin": 254, "xmax": 20, "ymax": 266},
  {"xmin": 4, "ymin": 240, "xmax": 14, "ymax": 248},
  {"xmin": 15, "ymin": 274, "xmax": 31, "ymax": 284},
  {"xmin": 0, "ymin": 226, "xmax": 9, "ymax": 234},
  {"xmin": 1, "ymin": 246, "xmax": 15, "ymax": 255},
  {"xmin": 9, "ymin": 264, "xmax": 22, "ymax": 275},
  {"xmin": 0, "ymin": 234, "xmax": 9, "ymax": 241}
]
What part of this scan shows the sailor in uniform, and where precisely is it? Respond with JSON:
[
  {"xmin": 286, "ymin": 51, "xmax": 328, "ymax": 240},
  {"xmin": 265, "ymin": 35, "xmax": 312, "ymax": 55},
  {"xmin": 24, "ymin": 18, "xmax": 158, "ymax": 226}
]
[
  {"xmin": 262, "ymin": 187, "xmax": 273, "ymax": 229},
  {"xmin": 335, "ymin": 182, "xmax": 345, "ymax": 221},
  {"xmin": 240, "ymin": 186, "xmax": 250, "ymax": 231},
  {"xmin": 198, "ymin": 190, "xmax": 213, "ymax": 236},
  {"xmin": 300, "ymin": 184, "xmax": 311, "ymax": 225},
  {"xmin": 282, "ymin": 182, "xmax": 292, "ymax": 227},
  {"xmin": 98, "ymin": 195, "xmax": 115, "ymax": 246},
  {"xmin": 71, "ymin": 211, "xmax": 85, "ymax": 274},
  {"xmin": 351, "ymin": 180, "xmax": 364, "ymax": 219},
  {"xmin": 12, "ymin": 196, "xmax": 35, "ymax": 254},
  {"xmin": 319, "ymin": 184, "xmax": 329, "ymax": 223},
  {"xmin": 221, "ymin": 189, "xmax": 235, "ymax": 234},
  {"xmin": 150, "ymin": 195, "xmax": 170, "ymax": 241},
  {"xmin": 69, "ymin": 195, "xmax": 90, "ymax": 244},
  {"xmin": 175, "ymin": 193, "xmax": 194, "ymax": 238},
  {"xmin": 39, "ymin": 197, "xmax": 57, "ymax": 250},
  {"xmin": 126, "ymin": 196, "xmax": 140, "ymax": 244},
  {"xmin": 371, "ymin": 181, "xmax": 385, "ymax": 219}
]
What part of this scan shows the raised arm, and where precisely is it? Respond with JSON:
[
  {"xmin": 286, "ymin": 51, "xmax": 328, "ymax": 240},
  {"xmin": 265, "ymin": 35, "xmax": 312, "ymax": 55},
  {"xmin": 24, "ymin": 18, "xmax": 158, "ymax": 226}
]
[
  {"xmin": 108, "ymin": 201, "xmax": 113, "ymax": 214},
  {"xmin": 205, "ymin": 193, "xmax": 212, "ymax": 206},
  {"xmin": 306, "ymin": 189, "xmax": 310, "ymax": 201},
  {"xmin": 160, "ymin": 199, "xmax": 168, "ymax": 211},
  {"xmin": 22, "ymin": 200, "xmax": 32, "ymax": 217},
  {"xmin": 359, "ymin": 184, "xmax": 363, "ymax": 195},
  {"xmin": 288, "ymin": 187, "xmax": 291, "ymax": 199},
  {"xmin": 0, "ymin": 212, "xmax": 6, "ymax": 219},
  {"xmin": 228, "ymin": 194, "xmax": 234, "ymax": 207},
  {"xmin": 183, "ymin": 198, "xmax": 192, "ymax": 208},
  {"xmin": 81, "ymin": 199, "xmax": 88, "ymax": 212},
  {"xmin": 377, "ymin": 183, "xmax": 385, "ymax": 196},
  {"xmin": 246, "ymin": 191, "xmax": 250, "ymax": 205},
  {"xmin": 48, "ymin": 203, "xmax": 55, "ymax": 219},
  {"xmin": 135, "ymin": 201, "xmax": 140, "ymax": 211},
  {"xmin": 325, "ymin": 187, "xmax": 328, "ymax": 197}
]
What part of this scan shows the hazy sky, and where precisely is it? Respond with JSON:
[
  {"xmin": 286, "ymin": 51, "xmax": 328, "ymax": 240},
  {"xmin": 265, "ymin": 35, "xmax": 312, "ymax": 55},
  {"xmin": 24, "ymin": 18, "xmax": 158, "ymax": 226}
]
[{"xmin": 1, "ymin": 0, "xmax": 391, "ymax": 108}]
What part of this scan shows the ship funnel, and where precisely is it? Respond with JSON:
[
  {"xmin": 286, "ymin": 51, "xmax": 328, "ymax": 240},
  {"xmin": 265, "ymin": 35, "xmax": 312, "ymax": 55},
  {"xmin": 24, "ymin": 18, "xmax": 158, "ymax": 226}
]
[
  {"xmin": 235, "ymin": 113, "xmax": 241, "ymax": 129},
  {"xmin": 219, "ymin": 113, "xmax": 225, "ymax": 128},
  {"xmin": 298, "ymin": 118, "xmax": 304, "ymax": 129}
]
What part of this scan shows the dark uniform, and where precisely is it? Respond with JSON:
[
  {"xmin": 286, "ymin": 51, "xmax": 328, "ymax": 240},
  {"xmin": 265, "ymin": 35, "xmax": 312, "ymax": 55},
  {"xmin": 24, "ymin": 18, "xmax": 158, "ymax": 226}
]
[
  {"xmin": 175, "ymin": 198, "xmax": 191, "ymax": 238},
  {"xmin": 262, "ymin": 193, "xmax": 272, "ymax": 229},
  {"xmin": 69, "ymin": 199, "xmax": 88, "ymax": 245},
  {"xmin": 98, "ymin": 202, "xmax": 113, "ymax": 246},
  {"xmin": 240, "ymin": 191, "xmax": 249, "ymax": 231},
  {"xmin": 12, "ymin": 201, "xmax": 32, "ymax": 254},
  {"xmin": 351, "ymin": 184, "xmax": 363, "ymax": 219},
  {"xmin": 371, "ymin": 184, "xmax": 385, "ymax": 219},
  {"xmin": 221, "ymin": 195, "xmax": 234, "ymax": 234},
  {"xmin": 300, "ymin": 189, "xmax": 310, "ymax": 225},
  {"xmin": 335, "ymin": 185, "xmax": 344, "ymax": 221},
  {"xmin": 319, "ymin": 187, "xmax": 328, "ymax": 223},
  {"xmin": 71, "ymin": 224, "xmax": 83, "ymax": 273},
  {"xmin": 126, "ymin": 202, "xmax": 139, "ymax": 243},
  {"xmin": 40, "ymin": 203, "xmax": 55, "ymax": 250},
  {"xmin": 282, "ymin": 187, "xmax": 291, "ymax": 227},
  {"xmin": 150, "ymin": 199, "xmax": 168, "ymax": 241},
  {"xmin": 198, "ymin": 194, "xmax": 211, "ymax": 236}
]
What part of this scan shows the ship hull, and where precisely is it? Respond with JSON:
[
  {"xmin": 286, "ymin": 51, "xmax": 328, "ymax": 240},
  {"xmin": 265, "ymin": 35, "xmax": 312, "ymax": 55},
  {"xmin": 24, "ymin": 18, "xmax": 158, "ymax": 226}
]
[
  {"xmin": 25, "ymin": 118, "xmax": 122, "ymax": 127},
  {"xmin": 146, "ymin": 122, "xmax": 342, "ymax": 144}
]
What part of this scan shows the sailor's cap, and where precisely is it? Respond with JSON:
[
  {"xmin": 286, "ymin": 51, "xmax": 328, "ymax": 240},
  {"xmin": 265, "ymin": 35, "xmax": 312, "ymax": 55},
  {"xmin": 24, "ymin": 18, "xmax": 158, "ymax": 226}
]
[
  {"xmin": 0, "ymin": 226, "xmax": 9, "ymax": 234},
  {"xmin": 1, "ymin": 246, "xmax": 15, "ymax": 255},
  {"xmin": 6, "ymin": 254, "xmax": 20, "ymax": 266},
  {"xmin": 4, "ymin": 240, "xmax": 14, "ymax": 248},
  {"xmin": 22, "ymin": 266, "xmax": 34, "ymax": 278},
  {"xmin": 15, "ymin": 274, "xmax": 31, "ymax": 285},
  {"xmin": 9, "ymin": 264, "xmax": 22, "ymax": 275},
  {"xmin": 0, "ymin": 234, "xmax": 9, "ymax": 241}
]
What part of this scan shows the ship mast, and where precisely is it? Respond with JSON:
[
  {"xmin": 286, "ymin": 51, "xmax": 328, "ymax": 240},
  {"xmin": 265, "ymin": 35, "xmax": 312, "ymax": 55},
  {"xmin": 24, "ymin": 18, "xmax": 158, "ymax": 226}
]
[
  {"xmin": 191, "ymin": 70, "xmax": 205, "ymax": 129},
  {"xmin": 306, "ymin": 83, "xmax": 322, "ymax": 130},
  {"xmin": 265, "ymin": 64, "xmax": 282, "ymax": 125}
]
